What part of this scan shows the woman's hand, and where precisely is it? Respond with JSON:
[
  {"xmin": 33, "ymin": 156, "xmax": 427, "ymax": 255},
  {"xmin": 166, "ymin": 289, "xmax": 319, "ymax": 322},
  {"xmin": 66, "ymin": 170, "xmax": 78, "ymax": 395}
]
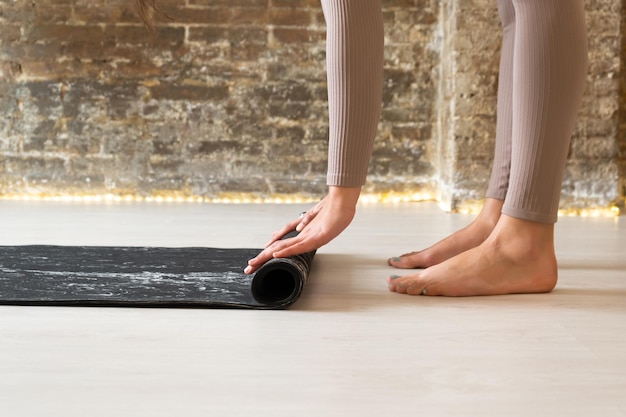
[{"xmin": 244, "ymin": 186, "xmax": 361, "ymax": 274}]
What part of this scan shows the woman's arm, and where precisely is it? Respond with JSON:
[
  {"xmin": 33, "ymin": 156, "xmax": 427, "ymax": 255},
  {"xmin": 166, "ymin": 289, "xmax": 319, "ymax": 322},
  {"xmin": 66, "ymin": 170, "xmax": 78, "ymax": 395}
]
[
  {"xmin": 324, "ymin": 0, "xmax": 385, "ymax": 188},
  {"xmin": 246, "ymin": 0, "xmax": 384, "ymax": 274}
]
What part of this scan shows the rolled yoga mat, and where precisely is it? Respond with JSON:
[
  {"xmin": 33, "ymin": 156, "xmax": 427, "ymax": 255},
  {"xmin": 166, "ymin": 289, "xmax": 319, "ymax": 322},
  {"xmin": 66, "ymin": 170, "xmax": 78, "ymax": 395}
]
[{"xmin": 0, "ymin": 233, "xmax": 315, "ymax": 309}]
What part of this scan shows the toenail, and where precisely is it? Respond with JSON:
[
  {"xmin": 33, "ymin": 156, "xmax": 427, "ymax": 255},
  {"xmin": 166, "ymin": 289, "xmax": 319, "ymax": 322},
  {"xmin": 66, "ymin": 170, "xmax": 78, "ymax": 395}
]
[{"xmin": 421, "ymin": 288, "xmax": 428, "ymax": 296}]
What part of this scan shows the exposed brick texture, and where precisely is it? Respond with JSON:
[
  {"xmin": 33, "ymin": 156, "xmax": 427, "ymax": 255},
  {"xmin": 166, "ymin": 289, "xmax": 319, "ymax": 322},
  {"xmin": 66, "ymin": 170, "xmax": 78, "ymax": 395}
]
[{"xmin": 0, "ymin": 0, "xmax": 624, "ymax": 211}]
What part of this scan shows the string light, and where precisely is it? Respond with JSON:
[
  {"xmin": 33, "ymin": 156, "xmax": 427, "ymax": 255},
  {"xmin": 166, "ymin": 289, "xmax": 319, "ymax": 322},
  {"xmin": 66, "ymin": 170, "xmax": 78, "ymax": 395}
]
[{"xmin": 0, "ymin": 192, "xmax": 621, "ymax": 217}]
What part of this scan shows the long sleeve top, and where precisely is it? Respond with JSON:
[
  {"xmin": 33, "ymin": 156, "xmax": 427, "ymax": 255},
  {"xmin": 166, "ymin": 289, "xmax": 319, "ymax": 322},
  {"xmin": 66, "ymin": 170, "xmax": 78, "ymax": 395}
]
[{"xmin": 321, "ymin": 0, "xmax": 384, "ymax": 187}]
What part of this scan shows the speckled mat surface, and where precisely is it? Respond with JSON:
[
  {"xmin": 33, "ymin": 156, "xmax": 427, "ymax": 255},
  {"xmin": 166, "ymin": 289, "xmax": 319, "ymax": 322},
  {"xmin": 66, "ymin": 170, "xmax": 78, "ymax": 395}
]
[{"xmin": 0, "ymin": 244, "xmax": 315, "ymax": 309}]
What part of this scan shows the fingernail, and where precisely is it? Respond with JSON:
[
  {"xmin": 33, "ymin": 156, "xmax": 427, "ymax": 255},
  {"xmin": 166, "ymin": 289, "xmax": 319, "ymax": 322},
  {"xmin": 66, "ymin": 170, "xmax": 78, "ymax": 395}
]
[
  {"xmin": 390, "ymin": 257, "xmax": 401, "ymax": 262},
  {"xmin": 244, "ymin": 266, "xmax": 252, "ymax": 274},
  {"xmin": 389, "ymin": 275, "xmax": 401, "ymax": 280}
]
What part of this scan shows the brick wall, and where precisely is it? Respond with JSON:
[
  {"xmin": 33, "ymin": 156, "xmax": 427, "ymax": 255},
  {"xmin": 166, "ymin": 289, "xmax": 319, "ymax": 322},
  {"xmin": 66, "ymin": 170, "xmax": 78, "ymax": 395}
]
[
  {"xmin": 616, "ymin": 1, "xmax": 626, "ymax": 205},
  {"xmin": 564, "ymin": 0, "xmax": 622, "ymax": 210},
  {"xmin": 0, "ymin": 0, "xmax": 624, "ymax": 212},
  {"xmin": 438, "ymin": 0, "xmax": 624, "ymax": 211},
  {"xmin": 436, "ymin": 0, "xmax": 501, "ymax": 210}
]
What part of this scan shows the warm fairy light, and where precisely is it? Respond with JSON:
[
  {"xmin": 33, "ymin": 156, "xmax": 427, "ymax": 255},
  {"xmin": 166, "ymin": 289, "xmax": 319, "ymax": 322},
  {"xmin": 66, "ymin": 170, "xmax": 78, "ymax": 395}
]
[
  {"xmin": 358, "ymin": 192, "xmax": 438, "ymax": 205},
  {"xmin": 557, "ymin": 206, "xmax": 621, "ymax": 218},
  {"xmin": 0, "ymin": 192, "xmax": 621, "ymax": 217},
  {"xmin": 438, "ymin": 200, "xmax": 454, "ymax": 213},
  {"xmin": 442, "ymin": 200, "xmax": 622, "ymax": 218}
]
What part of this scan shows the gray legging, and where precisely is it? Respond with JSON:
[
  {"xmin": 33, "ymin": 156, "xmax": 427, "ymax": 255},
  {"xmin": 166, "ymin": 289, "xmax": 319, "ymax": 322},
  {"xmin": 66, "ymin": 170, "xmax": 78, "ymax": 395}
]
[{"xmin": 322, "ymin": 0, "xmax": 588, "ymax": 224}]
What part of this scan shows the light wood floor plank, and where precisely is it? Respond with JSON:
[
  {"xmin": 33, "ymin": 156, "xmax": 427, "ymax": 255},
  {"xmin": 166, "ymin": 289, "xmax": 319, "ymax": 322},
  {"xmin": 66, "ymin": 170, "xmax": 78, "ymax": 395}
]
[{"xmin": 0, "ymin": 201, "xmax": 624, "ymax": 416}]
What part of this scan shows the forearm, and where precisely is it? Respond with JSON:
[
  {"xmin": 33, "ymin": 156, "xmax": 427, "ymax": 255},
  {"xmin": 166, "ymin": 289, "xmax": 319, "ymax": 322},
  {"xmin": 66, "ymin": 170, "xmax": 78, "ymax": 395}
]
[
  {"xmin": 322, "ymin": 0, "xmax": 385, "ymax": 188},
  {"xmin": 328, "ymin": 185, "xmax": 360, "ymax": 205}
]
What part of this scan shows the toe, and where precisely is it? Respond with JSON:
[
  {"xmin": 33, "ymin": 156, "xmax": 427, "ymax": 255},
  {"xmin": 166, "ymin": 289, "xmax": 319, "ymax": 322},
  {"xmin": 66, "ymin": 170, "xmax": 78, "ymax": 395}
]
[
  {"xmin": 394, "ymin": 281, "xmax": 408, "ymax": 294},
  {"xmin": 406, "ymin": 284, "xmax": 428, "ymax": 296},
  {"xmin": 388, "ymin": 253, "xmax": 418, "ymax": 269},
  {"xmin": 387, "ymin": 274, "xmax": 402, "ymax": 292},
  {"xmin": 391, "ymin": 276, "xmax": 416, "ymax": 294},
  {"xmin": 388, "ymin": 251, "xmax": 433, "ymax": 269}
]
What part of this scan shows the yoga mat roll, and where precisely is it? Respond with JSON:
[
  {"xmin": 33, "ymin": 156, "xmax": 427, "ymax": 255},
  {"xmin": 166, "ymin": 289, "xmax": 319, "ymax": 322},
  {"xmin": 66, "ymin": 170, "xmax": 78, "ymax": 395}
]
[{"xmin": 0, "ymin": 232, "xmax": 316, "ymax": 309}]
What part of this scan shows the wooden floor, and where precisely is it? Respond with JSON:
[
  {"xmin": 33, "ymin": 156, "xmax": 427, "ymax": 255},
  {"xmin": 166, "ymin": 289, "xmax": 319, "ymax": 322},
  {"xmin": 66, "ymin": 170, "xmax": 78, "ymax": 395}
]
[{"xmin": 1, "ymin": 200, "xmax": 625, "ymax": 417}]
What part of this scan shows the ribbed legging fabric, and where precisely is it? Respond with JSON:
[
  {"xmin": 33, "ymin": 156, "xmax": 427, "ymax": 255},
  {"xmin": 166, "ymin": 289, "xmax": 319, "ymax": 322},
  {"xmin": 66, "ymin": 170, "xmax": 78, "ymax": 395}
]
[
  {"xmin": 322, "ymin": 0, "xmax": 588, "ymax": 224},
  {"xmin": 486, "ymin": 0, "xmax": 588, "ymax": 223},
  {"xmin": 321, "ymin": 0, "xmax": 384, "ymax": 187}
]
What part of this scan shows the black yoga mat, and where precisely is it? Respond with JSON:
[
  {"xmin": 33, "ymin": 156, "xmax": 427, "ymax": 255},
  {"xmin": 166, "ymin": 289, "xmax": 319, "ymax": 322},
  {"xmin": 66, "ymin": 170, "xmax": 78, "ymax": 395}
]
[{"xmin": 0, "ymin": 235, "xmax": 315, "ymax": 309}]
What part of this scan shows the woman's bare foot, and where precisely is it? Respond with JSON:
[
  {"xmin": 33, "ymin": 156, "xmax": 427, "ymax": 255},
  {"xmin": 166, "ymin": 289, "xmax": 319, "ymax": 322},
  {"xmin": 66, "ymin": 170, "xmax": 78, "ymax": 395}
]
[
  {"xmin": 388, "ymin": 198, "xmax": 504, "ymax": 269},
  {"xmin": 387, "ymin": 215, "xmax": 558, "ymax": 297}
]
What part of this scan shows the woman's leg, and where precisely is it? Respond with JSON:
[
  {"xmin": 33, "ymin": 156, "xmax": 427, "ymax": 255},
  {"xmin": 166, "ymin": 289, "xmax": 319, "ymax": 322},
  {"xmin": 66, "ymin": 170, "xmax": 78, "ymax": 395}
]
[
  {"xmin": 388, "ymin": 0, "xmax": 588, "ymax": 296},
  {"xmin": 502, "ymin": 0, "xmax": 588, "ymax": 223},
  {"xmin": 388, "ymin": 0, "xmax": 516, "ymax": 269}
]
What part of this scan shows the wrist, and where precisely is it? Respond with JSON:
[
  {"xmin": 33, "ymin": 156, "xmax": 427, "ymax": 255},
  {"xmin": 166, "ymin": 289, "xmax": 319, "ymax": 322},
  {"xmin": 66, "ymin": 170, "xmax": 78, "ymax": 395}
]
[{"xmin": 328, "ymin": 186, "xmax": 361, "ymax": 208}]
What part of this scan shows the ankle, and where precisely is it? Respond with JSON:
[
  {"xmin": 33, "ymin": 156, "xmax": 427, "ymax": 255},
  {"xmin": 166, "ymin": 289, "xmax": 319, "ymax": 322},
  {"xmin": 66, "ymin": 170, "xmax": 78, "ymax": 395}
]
[
  {"xmin": 476, "ymin": 198, "xmax": 504, "ymax": 228},
  {"xmin": 469, "ymin": 206, "xmax": 502, "ymax": 241},
  {"xmin": 490, "ymin": 215, "xmax": 556, "ymax": 256}
]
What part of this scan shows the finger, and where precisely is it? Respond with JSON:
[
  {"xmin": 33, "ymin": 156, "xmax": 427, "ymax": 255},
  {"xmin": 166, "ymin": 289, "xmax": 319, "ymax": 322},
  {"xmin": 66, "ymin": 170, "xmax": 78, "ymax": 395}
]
[
  {"xmin": 244, "ymin": 247, "xmax": 275, "ymax": 274},
  {"xmin": 271, "ymin": 238, "xmax": 318, "ymax": 260},
  {"xmin": 295, "ymin": 207, "xmax": 321, "ymax": 232},
  {"xmin": 250, "ymin": 232, "xmax": 304, "ymax": 268},
  {"xmin": 295, "ymin": 216, "xmax": 309, "ymax": 232},
  {"xmin": 247, "ymin": 234, "xmax": 297, "ymax": 270},
  {"xmin": 265, "ymin": 220, "xmax": 300, "ymax": 247},
  {"xmin": 269, "ymin": 207, "xmax": 319, "ymax": 242}
]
